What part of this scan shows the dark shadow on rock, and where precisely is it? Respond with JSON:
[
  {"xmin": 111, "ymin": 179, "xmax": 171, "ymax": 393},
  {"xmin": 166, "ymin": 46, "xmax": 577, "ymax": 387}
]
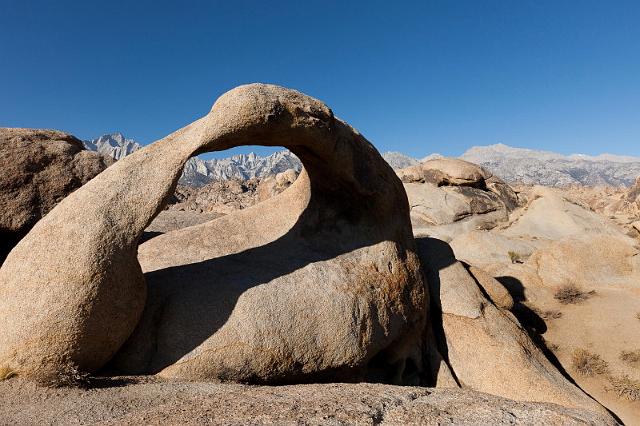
[
  {"xmin": 0, "ymin": 231, "xmax": 25, "ymax": 267},
  {"xmin": 139, "ymin": 231, "xmax": 164, "ymax": 245},
  {"xmin": 495, "ymin": 275, "xmax": 526, "ymax": 303},
  {"xmin": 496, "ymin": 275, "xmax": 548, "ymax": 334},
  {"xmin": 413, "ymin": 236, "xmax": 459, "ymax": 387}
]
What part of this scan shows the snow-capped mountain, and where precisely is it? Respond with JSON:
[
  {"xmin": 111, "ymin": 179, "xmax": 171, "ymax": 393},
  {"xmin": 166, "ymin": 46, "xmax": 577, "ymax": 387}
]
[
  {"xmin": 381, "ymin": 152, "xmax": 443, "ymax": 169},
  {"xmin": 83, "ymin": 133, "xmax": 141, "ymax": 160},
  {"xmin": 179, "ymin": 151, "xmax": 302, "ymax": 186},
  {"xmin": 84, "ymin": 133, "xmax": 302, "ymax": 186},
  {"xmin": 84, "ymin": 134, "xmax": 640, "ymax": 187},
  {"xmin": 460, "ymin": 144, "xmax": 640, "ymax": 187},
  {"xmin": 381, "ymin": 152, "xmax": 420, "ymax": 169},
  {"xmin": 383, "ymin": 144, "xmax": 640, "ymax": 187}
]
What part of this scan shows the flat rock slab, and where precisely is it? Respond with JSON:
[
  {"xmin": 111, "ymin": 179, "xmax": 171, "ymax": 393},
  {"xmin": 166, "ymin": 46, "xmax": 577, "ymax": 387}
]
[{"xmin": 0, "ymin": 378, "xmax": 616, "ymax": 425}]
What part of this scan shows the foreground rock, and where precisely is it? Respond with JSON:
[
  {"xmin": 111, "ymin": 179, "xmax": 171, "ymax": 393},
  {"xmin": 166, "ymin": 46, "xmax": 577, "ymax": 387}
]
[
  {"xmin": 447, "ymin": 185, "xmax": 640, "ymax": 424},
  {"xmin": 417, "ymin": 237, "xmax": 610, "ymax": 417},
  {"xmin": 0, "ymin": 128, "xmax": 112, "ymax": 263},
  {"xmin": 0, "ymin": 84, "xmax": 425, "ymax": 386},
  {"xmin": 399, "ymin": 158, "xmax": 520, "ymax": 240},
  {"xmin": 0, "ymin": 379, "xmax": 617, "ymax": 425}
]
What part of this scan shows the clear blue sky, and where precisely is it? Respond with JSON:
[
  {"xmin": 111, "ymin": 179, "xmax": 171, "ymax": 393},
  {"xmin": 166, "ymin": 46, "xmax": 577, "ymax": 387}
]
[{"xmin": 1, "ymin": 0, "xmax": 639, "ymax": 158}]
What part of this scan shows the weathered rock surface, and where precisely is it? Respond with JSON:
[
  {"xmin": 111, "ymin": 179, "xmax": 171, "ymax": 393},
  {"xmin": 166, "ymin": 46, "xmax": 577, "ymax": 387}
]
[
  {"xmin": 144, "ymin": 210, "xmax": 223, "ymax": 236},
  {"xmin": 0, "ymin": 84, "xmax": 425, "ymax": 385},
  {"xmin": 0, "ymin": 378, "xmax": 618, "ymax": 425},
  {"xmin": 0, "ymin": 128, "xmax": 112, "ymax": 263},
  {"xmin": 441, "ymin": 185, "xmax": 640, "ymax": 424},
  {"xmin": 416, "ymin": 237, "xmax": 610, "ymax": 417},
  {"xmin": 256, "ymin": 168, "xmax": 299, "ymax": 202},
  {"xmin": 467, "ymin": 265, "xmax": 514, "ymax": 310},
  {"xmin": 503, "ymin": 186, "xmax": 627, "ymax": 241},
  {"xmin": 168, "ymin": 179, "xmax": 260, "ymax": 214},
  {"xmin": 450, "ymin": 230, "xmax": 536, "ymax": 269},
  {"xmin": 400, "ymin": 158, "xmax": 520, "ymax": 240}
]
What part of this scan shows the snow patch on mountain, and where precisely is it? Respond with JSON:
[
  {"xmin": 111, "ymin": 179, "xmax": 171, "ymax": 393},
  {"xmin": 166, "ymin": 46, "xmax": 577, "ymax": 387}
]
[{"xmin": 83, "ymin": 133, "xmax": 142, "ymax": 160}]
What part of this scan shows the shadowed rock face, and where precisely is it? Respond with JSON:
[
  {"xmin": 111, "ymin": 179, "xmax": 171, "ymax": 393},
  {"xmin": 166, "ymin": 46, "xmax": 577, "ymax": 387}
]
[
  {"xmin": 0, "ymin": 128, "xmax": 113, "ymax": 264},
  {"xmin": 0, "ymin": 84, "xmax": 426, "ymax": 385}
]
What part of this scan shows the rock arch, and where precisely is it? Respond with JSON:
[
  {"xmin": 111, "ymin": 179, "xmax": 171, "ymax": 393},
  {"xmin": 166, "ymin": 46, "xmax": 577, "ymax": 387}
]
[{"xmin": 0, "ymin": 84, "xmax": 426, "ymax": 384}]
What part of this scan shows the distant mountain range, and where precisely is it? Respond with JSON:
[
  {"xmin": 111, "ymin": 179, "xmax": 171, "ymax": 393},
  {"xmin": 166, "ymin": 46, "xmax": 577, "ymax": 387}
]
[
  {"xmin": 83, "ymin": 134, "xmax": 640, "ymax": 187},
  {"xmin": 179, "ymin": 152, "xmax": 301, "ymax": 186},
  {"xmin": 460, "ymin": 144, "xmax": 640, "ymax": 187},
  {"xmin": 83, "ymin": 133, "xmax": 141, "ymax": 160},
  {"xmin": 382, "ymin": 145, "xmax": 640, "ymax": 186},
  {"xmin": 83, "ymin": 133, "xmax": 302, "ymax": 186}
]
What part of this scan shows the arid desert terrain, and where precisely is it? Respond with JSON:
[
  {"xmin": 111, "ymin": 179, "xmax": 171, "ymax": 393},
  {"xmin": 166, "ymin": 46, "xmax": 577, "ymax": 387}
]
[{"xmin": 1, "ymin": 84, "xmax": 639, "ymax": 425}]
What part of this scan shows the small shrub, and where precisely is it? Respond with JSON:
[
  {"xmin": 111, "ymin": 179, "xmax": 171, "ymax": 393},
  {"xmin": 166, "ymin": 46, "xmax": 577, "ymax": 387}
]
[
  {"xmin": 636, "ymin": 312, "xmax": 640, "ymax": 321},
  {"xmin": 620, "ymin": 350, "xmax": 640, "ymax": 368},
  {"xmin": 47, "ymin": 364, "xmax": 90, "ymax": 388},
  {"xmin": 546, "ymin": 342, "xmax": 560, "ymax": 353},
  {"xmin": 554, "ymin": 284, "xmax": 595, "ymax": 305},
  {"xmin": 530, "ymin": 306, "xmax": 563, "ymax": 320},
  {"xmin": 572, "ymin": 349, "xmax": 609, "ymax": 377},
  {"xmin": 508, "ymin": 251, "xmax": 524, "ymax": 264},
  {"xmin": 607, "ymin": 375, "xmax": 640, "ymax": 401},
  {"xmin": 540, "ymin": 309, "xmax": 563, "ymax": 320},
  {"xmin": 0, "ymin": 366, "xmax": 16, "ymax": 381}
]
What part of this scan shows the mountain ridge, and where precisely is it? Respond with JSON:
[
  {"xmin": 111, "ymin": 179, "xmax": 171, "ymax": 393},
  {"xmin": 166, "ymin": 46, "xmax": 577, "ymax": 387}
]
[
  {"xmin": 460, "ymin": 143, "xmax": 640, "ymax": 186},
  {"xmin": 83, "ymin": 134, "xmax": 640, "ymax": 187}
]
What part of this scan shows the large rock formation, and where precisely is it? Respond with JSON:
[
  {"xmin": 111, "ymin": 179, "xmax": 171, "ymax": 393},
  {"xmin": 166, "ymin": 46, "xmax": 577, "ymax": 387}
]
[
  {"xmin": 0, "ymin": 84, "xmax": 425, "ymax": 386},
  {"xmin": 0, "ymin": 379, "xmax": 617, "ymax": 425},
  {"xmin": 398, "ymin": 158, "xmax": 520, "ymax": 240},
  {"xmin": 447, "ymin": 185, "xmax": 640, "ymax": 424},
  {"xmin": 417, "ymin": 237, "xmax": 610, "ymax": 417},
  {"xmin": 0, "ymin": 128, "xmax": 112, "ymax": 263}
]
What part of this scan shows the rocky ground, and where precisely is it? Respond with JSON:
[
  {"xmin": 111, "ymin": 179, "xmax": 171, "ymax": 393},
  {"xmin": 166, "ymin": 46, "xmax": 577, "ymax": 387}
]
[
  {"xmin": 1, "ymin": 101, "xmax": 639, "ymax": 426},
  {"xmin": 0, "ymin": 378, "xmax": 615, "ymax": 425}
]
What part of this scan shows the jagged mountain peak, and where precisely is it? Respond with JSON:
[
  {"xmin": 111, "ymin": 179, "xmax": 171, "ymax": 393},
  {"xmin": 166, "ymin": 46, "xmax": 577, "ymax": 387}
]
[{"xmin": 83, "ymin": 132, "xmax": 142, "ymax": 160}]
